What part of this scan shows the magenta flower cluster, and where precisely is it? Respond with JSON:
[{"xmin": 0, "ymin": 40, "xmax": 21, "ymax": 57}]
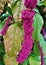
[
  {"xmin": 16, "ymin": 9, "xmax": 35, "ymax": 63},
  {"xmin": 1, "ymin": 16, "xmax": 12, "ymax": 35},
  {"xmin": 38, "ymin": 42, "xmax": 44, "ymax": 65},
  {"xmin": 16, "ymin": 0, "xmax": 37, "ymax": 64},
  {"xmin": 24, "ymin": 0, "xmax": 37, "ymax": 9}
]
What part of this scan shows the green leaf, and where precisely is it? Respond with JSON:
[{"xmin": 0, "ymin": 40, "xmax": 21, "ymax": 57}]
[
  {"xmin": 19, "ymin": 59, "xmax": 29, "ymax": 65},
  {"xmin": 37, "ymin": 0, "xmax": 46, "ymax": 6},
  {"xmin": 33, "ymin": 43, "xmax": 40, "ymax": 56},
  {"xmin": 4, "ymin": 6, "xmax": 12, "ymax": 15},
  {"xmin": 31, "ymin": 53, "xmax": 40, "ymax": 61},
  {"xmin": 33, "ymin": 13, "xmax": 44, "ymax": 56},
  {"xmin": 0, "ymin": 43, "xmax": 4, "ymax": 54},
  {"xmin": 43, "ymin": 1, "xmax": 46, "ymax": 6},
  {"xmin": 0, "ymin": 13, "xmax": 11, "ymax": 21},
  {"xmin": 33, "ymin": 13, "xmax": 43, "ymax": 42},
  {"xmin": 3, "ymin": 23, "xmax": 23, "ymax": 58},
  {"xmin": 11, "ymin": 0, "xmax": 21, "ymax": 9},
  {"xmin": 29, "ymin": 55, "xmax": 40, "ymax": 65},
  {"xmin": 22, "ymin": 59, "xmax": 29, "ymax": 65},
  {"xmin": 3, "ymin": 54, "xmax": 18, "ymax": 65},
  {"xmin": 44, "ymin": 56, "xmax": 46, "ymax": 65},
  {"xmin": 11, "ymin": 0, "xmax": 25, "ymax": 22},
  {"xmin": 34, "ymin": 8, "xmax": 39, "ymax": 13},
  {"xmin": 1, "ymin": 13, "xmax": 10, "ymax": 18},
  {"xmin": 37, "ymin": 1, "xmax": 43, "ymax": 6},
  {"xmin": 0, "ymin": 60, "xmax": 5, "ymax": 65},
  {"xmin": 0, "ymin": 23, "xmax": 4, "ymax": 31},
  {"xmin": 39, "ymin": 34, "xmax": 46, "ymax": 55},
  {"xmin": 0, "ymin": 18, "xmax": 7, "ymax": 31}
]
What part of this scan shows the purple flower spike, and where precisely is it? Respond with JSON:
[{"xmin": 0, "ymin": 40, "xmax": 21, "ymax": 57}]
[
  {"xmin": 24, "ymin": 0, "xmax": 37, "ymax": 9},
  {"xmin": 16, "ymin": 9, "xmax": 35, "ymax": 63},
  {"xmin": 38, "ymin": 42, "xmax": 44, "ymax": 65},
  {"xmin": 1, "ymin": 16, "xmax": 12, "ymax": 35},
  {"xmin": 16, "ymin": 0, "xmax": 37, "ymax": 63}
]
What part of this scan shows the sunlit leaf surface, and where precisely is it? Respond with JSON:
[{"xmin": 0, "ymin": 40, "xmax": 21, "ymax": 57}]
[
  {"xmin": 3, "ymin": 23, "xmax": 23, "ymax": 58},
  {"xmin": 29, "ymin": 55, "xmax": 40, "ymax": 65},
  {"xmin": 33, "ymin": 13, "xmax": 44, "ymax": 56},
  {"xmin": 3, "ymin": 54, "xmax": 18, "ymax": 65},
  {"xmin": 10, "ymin": 0, "xmax": 25, "ymax": 22}
]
